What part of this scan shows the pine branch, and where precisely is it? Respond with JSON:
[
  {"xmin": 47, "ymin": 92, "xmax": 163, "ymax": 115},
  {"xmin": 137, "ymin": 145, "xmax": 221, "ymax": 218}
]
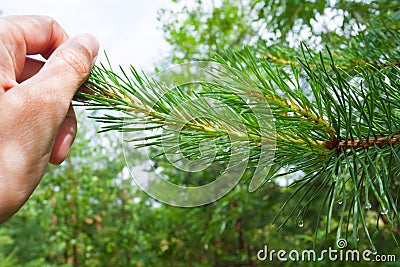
[
  {"xmin": 76, "ymin": 35, "xmax": 400, "ymax": 248},
  {"xmin": 257, "ymin": 16, "xmax": 400, "ymax": 73},
  {"xmin": 325, "ymin": 134, "xmax": 400, "ymax": 151}
]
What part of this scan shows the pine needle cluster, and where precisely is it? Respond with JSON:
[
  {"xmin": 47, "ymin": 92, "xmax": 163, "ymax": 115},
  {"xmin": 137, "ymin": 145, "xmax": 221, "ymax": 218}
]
[{"xmin": 76, "ymin": 16, "xmax": 400, "ymax": 248}]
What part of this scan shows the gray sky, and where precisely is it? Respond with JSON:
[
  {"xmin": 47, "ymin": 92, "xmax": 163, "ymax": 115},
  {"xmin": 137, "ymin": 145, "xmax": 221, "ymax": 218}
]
[{"xmin": 1, "ymin": 0, "xmax": 173, "ymax": 70}]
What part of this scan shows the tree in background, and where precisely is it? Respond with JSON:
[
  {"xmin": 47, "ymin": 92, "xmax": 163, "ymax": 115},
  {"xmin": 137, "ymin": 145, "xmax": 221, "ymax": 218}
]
[
  {"xmin": 158, "ymin": 0, "xmax": 399, "ymax": 62},
  {"xmin": 84, "ymin": 0, "xmax": 400, "ymax": 260}
]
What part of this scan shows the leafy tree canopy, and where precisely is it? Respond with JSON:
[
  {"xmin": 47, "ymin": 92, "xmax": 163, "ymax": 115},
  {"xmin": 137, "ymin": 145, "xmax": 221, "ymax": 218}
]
[
  {"xmin": 2, "ymin": 1, "xmax": 400, "ymax": 267},
  {"xmin": 158, "ymin": 0, "xmax": 400, "ymax": 62}
]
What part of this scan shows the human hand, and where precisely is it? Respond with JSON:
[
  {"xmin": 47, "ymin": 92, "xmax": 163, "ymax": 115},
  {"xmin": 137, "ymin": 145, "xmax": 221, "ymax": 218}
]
[{"xmin": 0, "ymin": 15, "xmax": 99, "ymax": 223}]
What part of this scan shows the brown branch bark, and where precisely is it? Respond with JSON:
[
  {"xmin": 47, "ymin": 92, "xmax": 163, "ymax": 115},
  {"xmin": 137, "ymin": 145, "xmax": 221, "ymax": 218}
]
[
  {"xmin": 235, "ymin": 218, "xmax": 244, "ymax": 251},
  {"xmin": 370, "ymin": 61, "xmax": 400, "ymax": 69},
  {"xmin": 324, "ymin": 134, "xmax": 400, "ymax": 151},
  {"xmin": 381, "ymin": 214, "xmax": 400, "ymax": 236}
]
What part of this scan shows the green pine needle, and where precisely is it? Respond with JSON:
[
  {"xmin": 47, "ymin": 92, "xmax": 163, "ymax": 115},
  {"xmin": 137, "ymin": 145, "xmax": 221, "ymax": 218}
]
[{"xmin": 75, "ymin": 19, "xmax": 400, "ymax": 248}]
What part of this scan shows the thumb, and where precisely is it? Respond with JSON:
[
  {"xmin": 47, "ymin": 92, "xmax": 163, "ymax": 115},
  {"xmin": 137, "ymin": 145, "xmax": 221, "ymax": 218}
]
[
  {"xmin": 14, "ymin": 34, "xmax": 98, "ymax": 166},
  {"xmin": 30, "ymin": 33, "xmax": 99, "ymax": 102}
]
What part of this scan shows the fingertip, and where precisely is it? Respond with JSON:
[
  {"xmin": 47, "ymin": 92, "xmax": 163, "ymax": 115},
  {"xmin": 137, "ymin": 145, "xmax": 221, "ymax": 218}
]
[
  {"xmin": 72, "ymin": 33, "xmax": 99, "ymax": 65},
  {"xmin": 49, "ymin": 131, "xmax": 75, "ymax": 165},
  {"xmin": 49, "ymin": 106, "xmax": 77, "ymax": 165},
  {"xmin": 71, "ymin": 33, "xmax": 100, "ymax": 68}
]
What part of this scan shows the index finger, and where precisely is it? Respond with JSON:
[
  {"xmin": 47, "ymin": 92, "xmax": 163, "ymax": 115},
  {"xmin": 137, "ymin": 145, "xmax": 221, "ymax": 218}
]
[
  {"xmin": 0, "ymin": 15, "xmax": 69, "ymax": 83},
  {"xmin": 0, "ymin": 15, "xmax": 69, "ymax": 58}
]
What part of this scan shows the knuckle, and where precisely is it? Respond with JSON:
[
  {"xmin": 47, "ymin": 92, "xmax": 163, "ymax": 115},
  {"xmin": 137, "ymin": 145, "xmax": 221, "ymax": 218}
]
[
  {"xmin": 37, "ymin": 15, "xmax": 55, "ymax": 24},
  {"xmin": 56, "ymin": 45, "xmax": 92, "ymax": 79},
  {"xmin": 0, "ymin": 18, "xmax": 15, "ymax": 36},
  {"xmin": 28, "ymin": 15, "xmax": 58, "ymax": 31}
]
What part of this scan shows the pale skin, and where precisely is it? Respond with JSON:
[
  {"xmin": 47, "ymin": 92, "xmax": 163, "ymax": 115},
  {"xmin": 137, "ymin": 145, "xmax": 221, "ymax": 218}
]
[{"xmin": 0, "ymin": 15, "xmax": 99, "ymax": 223}]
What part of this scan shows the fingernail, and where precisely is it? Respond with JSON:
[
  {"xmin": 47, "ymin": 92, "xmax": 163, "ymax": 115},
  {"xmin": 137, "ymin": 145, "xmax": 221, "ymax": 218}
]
[
  {"xmin": 58, "ymin": 133, "xmax": 74, "ymax": 164},
  {"xmin": 74, "ymin": 34, "xmax": 99, "ymax": 63}
]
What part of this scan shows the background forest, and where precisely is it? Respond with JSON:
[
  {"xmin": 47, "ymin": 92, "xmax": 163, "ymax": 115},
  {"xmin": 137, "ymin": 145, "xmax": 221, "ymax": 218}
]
[{"xmin": 1, "ymin": 0, "xmax": 400, "ymax": 266}]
